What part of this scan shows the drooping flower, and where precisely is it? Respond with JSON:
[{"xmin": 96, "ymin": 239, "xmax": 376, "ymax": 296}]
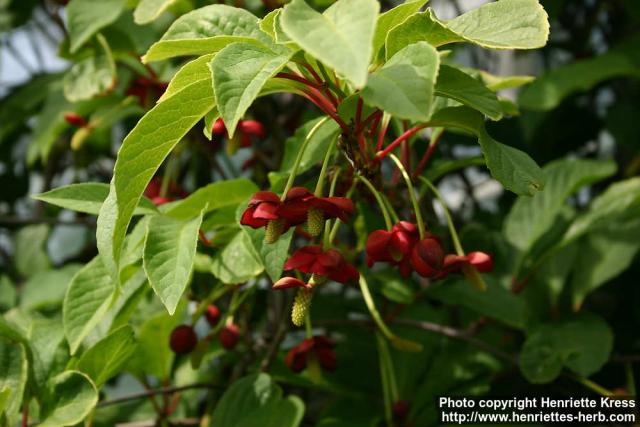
[
  {"xmin": 285, "ymin": 336, "xmax": 337, "ymax": 373},
  {"xmin": 411, "ymin": 236, "xmax": 493, "ymax": 278},
  {"xmin": 366, "ymin": 221, "xmax": 420, "ymax": 277},
  {"xmin": 169, "ymin": 325, "xmax": 198, "ymax": 354},
  {"xmin": 212, "ymin": 118, "xmax": 266, "ymax": 150},
  {"xmin": 441, "ymin": 251, "xmax": 494, "ymax": 275},
  {"xmin": 284, "ymin": 245, "xmax": 359, "ymax": 284},
  {"xmin": 284, "ymin": 187, "xmax": 355, "ymax": 236}
]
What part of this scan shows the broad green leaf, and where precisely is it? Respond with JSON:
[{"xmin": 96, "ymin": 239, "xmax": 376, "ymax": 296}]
[
  {"xmin": 211, "ymin": 373, "xmax": 305, "ymax": 427},
  {"xmin": 63, "ymin": 37, "xmax": 116, "ymax": 102},
  {"xmin": 67, "ymin": 0, "xmax": 126, "ymax": 53},
  {"xmin": 134, "ymin": 0, "xmax": 180, "ymax": 24},
  {"xmin": 0, "ymin": 339, "xmax": 27, "ymax": 418},
  {"xmin": 519, "ymin": 313, "xmax": 612, "ymax": 383},
  {"xmin": 386, "ymin": 0, "xmax": 549, "ymax": 57},
  {"xmin": 476, "ymin": 71, "xmax": 534, "ymax": 91},
  {"xmin": 29, "ymin": 316, "xmax": 68, "ymax": 393},
  {"xmin": 20, "ymin": 264, "xmax": 81, "ymax": 310},
  {"xmin": 34, "ymin": 182, "xmax": 158, "ymax": 216},
  {"xmin": 39, "ymin": 371, "xmax": 98, "ymax": 427},
  {"xmin": 0, "ymin": 389, "xmax": 10, "ymax": 418},
  {"xmin": 127, "ymin": 311, "xmax": 179, "ymax": 379},
  {"xmin": 158, "ymin": 54, "xmax": 214, "ymax": 103},
  {"xmin": 504, "ymin": 159, "xmax": 616, "ymax": 251},
  {"xmin": 143, "ymin": 212, "xmax": 203, "ymax": 314},
  {"xmin": 0, "ymin": 276, "xmax": 17, "ymax": 311},
  {"xmin": 241, "ymin": 219, "xmax": 294, "ymax": 283},
  {"xmin": 430, "ymin": 277, "xmax": 528, "ymax": 329},
  {"xmin": 76, "ymin": 325, "xmax": 137, "ymax": 387},
  {"xmin": 361, "ymin": 42, "xmax": 439, "ymax": 121},
  {"xmin": 14, "ymin": 224, "xmax": 50, "ymax": 278},
  {"xmin": 372, "ymin": 0, "xmax": 428, "ymax": 58},
  {"xmin": 279, "ymin": 117, "xmax": 340, "ymax": 173},
  {"xmin": 428, "ymin": 106, "xmax": 544, "ymax": 196},
  {"xmin": 211, "ymin": 231, "xmax": 264, "ymax": 284},
  {"xmin": 570, "ymin": 219, "xmax": 640, "ymax": 309},
  {"xmin": 280, "ymin": 0, "xmax": 379, "ymax": 88},
  {"xmin": 97, "ymin": 76, "xmax": 214, "ymax": 281},
  {"xmin": 519, "ymin": 41, "xmax": 640, "ymax": 111},
  {"xmin": 143, "ymin": 5, "xmax": 270, "ymax": 62},
  {"xmin": 63, "ymin": 256, "xmax": 115, "ymax": 354},
  {"xmin": 166, "ymin": 178, "xmax": 258, "ymax": 219},
  {"xmin": 435, "ymin": 65, "xmax": 502, "ymax": 120},
  {"xmin": 211, "ymin": 43, "xmax": 293, "ymax": 137}
]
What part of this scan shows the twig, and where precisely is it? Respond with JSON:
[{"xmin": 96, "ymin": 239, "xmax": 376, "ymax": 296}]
[{"xmin": 97, "ymin": 383, "xmax": 221, "ymax": 408}]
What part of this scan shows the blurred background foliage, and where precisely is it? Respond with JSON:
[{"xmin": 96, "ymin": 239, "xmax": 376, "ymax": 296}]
[{"xmin": 0, "ymin": 0, "xmax": 639, "ymax": 426}]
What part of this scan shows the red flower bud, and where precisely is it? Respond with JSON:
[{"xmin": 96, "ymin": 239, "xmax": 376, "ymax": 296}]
[
  {"xmin": 64, "ymin": 112, "xmax": 88, "ymax": 128},
  {"xmin": 204, "ymin": 304, "xmax": 220, "ymax": 327},
  {"xmin": 410, "ymin": 236, "xmax": 444, "ymax": 278},
  {"xmin": 169, "ymin": 325, "xmax": 197, "ymax": 354},
  {"xmin": 212, "ymin": 118, "xmax": 226, "ymax": 134},
  {"xmin": 219, "ymin": 323, "xmax": 240, "ymax": 350},
  {"xmin": 239, "ymin": 120, "xmax": 266, "ymax": 138},
  {"xmin": 285, "ymin": 336, "xmax": 337, "ymax": 373},
  {"xmin": 366, "ymin": 222, "xmax": 419, "ymax": 277}
]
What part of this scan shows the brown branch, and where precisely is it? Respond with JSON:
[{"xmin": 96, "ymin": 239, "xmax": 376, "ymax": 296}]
[{"xmin": 96, "ymin": 383, "xmax": 221, "ymax": 408}]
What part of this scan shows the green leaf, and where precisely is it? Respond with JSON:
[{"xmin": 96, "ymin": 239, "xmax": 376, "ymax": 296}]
[
  {"xmin": 76, "ymin": 325, "xmax": 137, "ymax": 387},
  {"xmin": 211, "ymin": 43, "xmax": 293, "ymax": 138},
  {"xmin": 134, "ymin": 0, "xmax": 180, "ymax": 25},
  {"xmin": 519, "ymin": 313, "xmax": 612, "ymax": 383},
  {"xmin": 504, "ymin": 159, "xmax": 617, "ymax": 252},
  {"xmin": 386, "ymin": 0, "xmax": 549, "ymax": 57},
  {"xmin": 430, "ymin": 277, "xmax": 528, "ymax": 329},
  {"xmin": 63, "ymin": 37, "xmax": 116, "ymax": 102},
  {"xmin": 39, "ymin": 371, "xmax": 98, "ymax": 427},
  {"xmin": 0, "ymin": 276, "xmax": 17, "ymax": 311},
  {"xmin": 211, "ymin": 231, "xmax": 264, "ymax": 284},
  {"xmin": 63, "ymin": 256, "xmax": 115, "ymax": 355},
  {"xmin": 14, "ymin": 224, "xmax": 50, "ymax": 278},
  {"xmin": 0, "ymin": 339, "xmax": 27, "ymax": 418},
  {"xmin": 428, "ymin": 106, "xmax": 544, "ymax": 196},
  {"xmin": 372, "ymin": 0, "xmax": 428, "ymax": 58},
  {"xmin": 97, "ymin": 75, "xmax": 214, "ymax": 281},
  {"xmin": 34, "ymin": 182, "xmax": 157, "ymax": 215},
  {"xmin": 211, "ymin": 373, "xmax": 305, "ymax": 427},
  {"xmin": 166, "ymin": 178, "xmax": 258, "ymax": 219},
  {"xmin": 280, "ymin": 0, "xmax": 379, "ymax": 88},
  {"xmin": 143, "ymin": 212, "xmax": 203, "ymax": 314},
  {"xmin": 20, "ymin": 264, "xmax": 82, "ymax": 310},
  {"xmin": 519, "ymin": 40, "xmax": 640, "ymax": 111},
  {"xmin": 435, "ymin": 65, "xmax": 502, "ymax": 120},
  {"xmin": 158, "ymin": 54, "xmax": 214, "ymax": 103},
  {"xmin": 570, "ymin": 219, "xmax": 640, "ymax": 309},
  {"xmin": 361, "ymin": 41, "xmax": 439, "ymax": 121},
  {"xmin": 29, "ymin": 316, "xmax": 68, "ymax": 393},
  {"xmin": 143, "ymin": 5, "xmax": 270, "ymax": 63},
  {"xmin": 67, "ymin": 0, "xmax": 126, "ymax": 53},
  {"xmin": 279, "ymin": 117, "xmax": 340, "ymax": 173}
]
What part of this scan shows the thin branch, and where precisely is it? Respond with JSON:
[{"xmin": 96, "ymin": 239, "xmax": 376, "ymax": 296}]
[{"xmin": 97, "ymin": 383, "xmax": 221, "ymax": 408}]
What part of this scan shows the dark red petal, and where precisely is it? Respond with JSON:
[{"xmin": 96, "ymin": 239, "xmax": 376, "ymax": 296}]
[
  {"xmin": 311, "ymin": 197, "xmax": 354, "ymax": 221},
  {"xmin": 285, "ymin": 187, "xmax": 314, "ymax": 202},
  {"xmin": 283, "ymin": 246, "xmax": 321, "ymax": 271},
  {"xmin": 366, "ymin": 230, "xmax": 393, "ymax": 262},
  {"xmin": 328, "ymin": 261, "xmax": 359, "ymax": 283},
  {"xmin": 239, "ymin": 133, "xmax": 252, "ymax": 147},
  {"xmin": 312, "ymin": 336, "xmax": 336, "ymax": 349},
  {"xmin": 248, "ymin": 191, "xmax": 281, "ymax": 206},
  {"xmin": 253, "ymin": 201, "xmax": 280, "ymax": 220},
  {"xmin": 240, "ymin": 206, "xmax": 268, "ymax": 228},
  {"xmin": 285, "ymin": 347, "xmax": 308, "ymax": 373},
  {"xmin": 390, "ymin": 230, "xmax": 415, "ymax": 257},
  {"xmin": 212, "ymin": 118, "xmax": 226, "ymax": 134},
  {"xmin": 239, "ymin": 120, "xmax": 266, "ymax": 138},
  {"xmin": 392, "ymin": 221, "xmax": 418, "ymax": 235},
  {"xmin": 272, "ymin": 277, "xmax": 309, "ymax": 290},
  {"xmin": 315, "ymin": 347, "xmax": 337, "ymax": 371},
  {"xmin": 144, "ymin": 177, "xmax": 162, "ymax": 198},
  {"xmin": 411, "ymin": 241, "xmax": 441, "ymax": 278}
]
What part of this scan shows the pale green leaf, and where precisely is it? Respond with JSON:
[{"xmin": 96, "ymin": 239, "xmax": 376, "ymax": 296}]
[
  {"xmin": 372, "ymin": 0, "xmax": 428, "ymax": 58},
  {"xmin": 362, "ymin": 41, "xmax": 439, "ymax": 121},
  {"xmin": 386, "ymin": 9, "xmax": 461, "ymax": 59},
  {"xmin": 14, "ymin": 224, "xmax": 50, "ymax": 278},
  {"xmin": 97, "ymin": 76, "xmax": 214, "ymax": 281},
  {"xmin": 63, "ymin": 38, "xmax": 116, "ymax": 102},
  {"xmin": 166, "ymin": 178, "xmax": 258, "ymax": 219},
  {"xmin": 20, "ymin": 264, "xmax": 81, "ymax": 310},
  {"xmin": 67, "ymin": 0, "xmax": 126, "ymax": 53},
  {"xmin": 34, "ymin": 182, "xmax": 157, "ymax": 215},
  {"xmin": 158, "ymin": 54, "xmax": 214, "ymax": 103},
  {"xmin": 39, "ymin": 371, "xmax": 98, "ymax": 427},
  {"xmin": 63, "ymin": 256, "xmax": 115, "ymax": 354},
  {"xmin": 211, "ymin": 231, "xmax": 264, "ymax": 284},
  {"xmin": 77, "ymin": 325, "xmax": 137, "ymax": 387},
  {"xmin": 127, "ymin": 311, "xmax": 179, "ymax": 379},
  {"xmin": 211, "ymin": 43, "xmax": 293, "ymax": 137},
  {"xmin": 29, "ymin": 316, "xmax": 68, "ymax": 392},
  {"xmin": 0, "ymin": 339, "xmax": 27, "ymax": 418},
  {"xmin": 427, "ymin": 106, "xmax": 544, "ymax": 196},
  {"xmin": 504, "ymin": 159, "xmax": 617, "ymax": 251},
  {"xmin": 435, "ymin": 65, "xmax": 502, "ymax": 120},
  {"xmin": 134, "ymin": 0, "xmax": 180, "ymax": 24},
  {"xmin": 143, "ymin": 5, "xmax": 270, "ymax": 62},
  {"xmin": 143, "ymin": 212, "xmax": 203, "ymax": 314},
  {"xmin": 280, "ymin": 0, "xmax": 379, "ymax": 88}
]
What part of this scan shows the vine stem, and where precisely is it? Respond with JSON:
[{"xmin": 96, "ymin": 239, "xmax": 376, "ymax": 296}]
[
  {"xmin": 356, "ymin": 175, "xmax": 393, "ymax": 230},
  {"xmin": 389, "ymin": 154, "xmax": 425, "ymax": 239},
  {"xmin": 281, "ymin": 117, "xmax": 330, "ymax": 200}
]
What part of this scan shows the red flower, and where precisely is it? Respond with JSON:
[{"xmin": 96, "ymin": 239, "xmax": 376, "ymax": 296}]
[
  {"xmin": 284, "ymin": 245, "xmax": 359, "ymax": 284},
  {"xmin": 219, "ymin": 323, "xmax": 240, "ymax": 350},
  {"xmin": 212, "ymin": 118, "xmax": 266, "ymax": 147},
  {"xmin": 169, "ymin": 325, "xmax": 197, "ymax": 354},
  {"xmin": 285, "ymin": 187, "xmax": 355, "ymax": 223},
  {"xmin": 411, "ymin": 237, "xmax": 493, "ymax": 278},
  {"xmin": 285, "ymin": 336, "xmax": 337, "ymax": 373},
  {"xmin": 366, "ymin": 222, "xmax": 419, "ymax": 277},
  {"xmin": 442, "ymin": 251, "xmax": 494, "ymax": 275}
]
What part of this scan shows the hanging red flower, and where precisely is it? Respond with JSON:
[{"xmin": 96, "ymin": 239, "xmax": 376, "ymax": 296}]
[
  {"xmin": 212, "ymin": 118, "xmax": 266, "ymax": 148},
  {"xmin": 284, "ymin": 245, "xmax": 359, "ymax": 284},
  {"xmin": 285, "ymin": 336, "xmax": 337, "ymax": 373},
  {"xmin": 411, "ymin": 236, "xmax": 493, "ymax": 278},
  {"xmin": 365, "ymin": 221, "xmax": 420, "ymax": 277}
]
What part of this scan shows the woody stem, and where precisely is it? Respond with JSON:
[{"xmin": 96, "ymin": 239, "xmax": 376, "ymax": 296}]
[
  {"xmin": 389, "ymin": 154, "xmax": 425, "ymax": 239},
  {"xmin": 281, "ymin": 117, "xmax": 330, "ymax": 201}
]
